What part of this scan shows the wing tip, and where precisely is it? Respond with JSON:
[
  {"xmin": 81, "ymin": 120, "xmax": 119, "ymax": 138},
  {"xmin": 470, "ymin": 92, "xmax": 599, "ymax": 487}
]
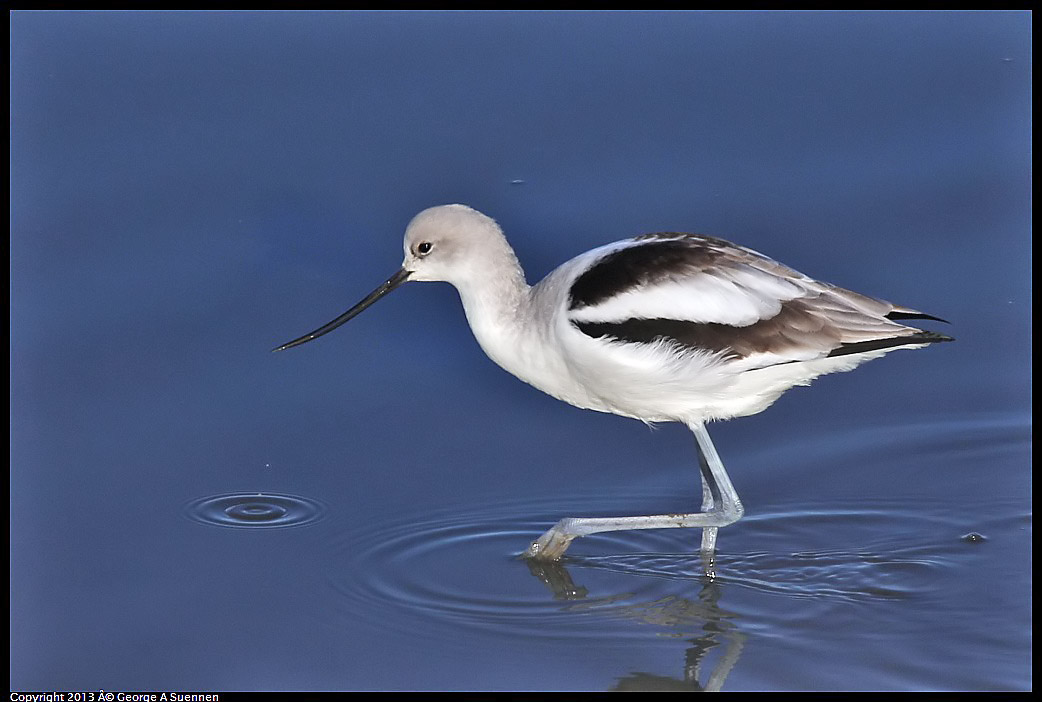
[
  {"xmin": 885, "ymin": 310, "xmax": 950, "ymax": 324},
  {"xmin": 826, "ymin": 330, "xmax": 954, "ymax": 358}
]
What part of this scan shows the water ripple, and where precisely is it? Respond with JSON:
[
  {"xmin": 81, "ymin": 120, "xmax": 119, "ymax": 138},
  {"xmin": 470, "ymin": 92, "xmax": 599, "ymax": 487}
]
[
  {"xmin": 323, "ymin": 494, "xmax": 985, "ymax": 640},
  {"xmin": 185, "ymin": 492, "xmax": 326, "ymax": 529},
  {"xmin": 322, "ymin": 414, "xmax": 1026, "ymax": 642}
]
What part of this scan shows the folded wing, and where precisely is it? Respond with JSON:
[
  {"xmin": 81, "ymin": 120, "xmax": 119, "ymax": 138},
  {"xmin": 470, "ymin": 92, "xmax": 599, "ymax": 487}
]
[{"xmin": 567, "ymin": 233, "xmax": 952, "ymax": 369}]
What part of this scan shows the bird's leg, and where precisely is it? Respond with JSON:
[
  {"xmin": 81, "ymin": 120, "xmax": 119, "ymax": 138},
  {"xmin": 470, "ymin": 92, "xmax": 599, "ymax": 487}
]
[
  {"xmin": 699, "ymin": 445, "xmax": 719, "ymax": 555},
  {"xmin": 523, "ymin": 422, "xmax": 744, "ymax": 561}
]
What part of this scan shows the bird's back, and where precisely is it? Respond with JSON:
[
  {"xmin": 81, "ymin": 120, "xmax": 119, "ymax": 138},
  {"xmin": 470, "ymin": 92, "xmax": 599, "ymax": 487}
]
[{"xmin": 537, "ymin": 233, "xmax": 951, "ymax": 423}]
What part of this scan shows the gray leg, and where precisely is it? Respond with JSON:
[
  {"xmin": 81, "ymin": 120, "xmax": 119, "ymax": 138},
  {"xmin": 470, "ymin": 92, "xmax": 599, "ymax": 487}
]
[
  {"xmin": 524, "ymin": 422, "xmax": 744, "ymax": 561},
  {"xmin": 699, "ymin": 449, "xmax": 719, "ymax": 555}
]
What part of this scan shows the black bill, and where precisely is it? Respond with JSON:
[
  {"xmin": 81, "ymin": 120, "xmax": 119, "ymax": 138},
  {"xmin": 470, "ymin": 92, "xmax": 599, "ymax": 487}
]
[{"xmin": 273, "ymin": 268, "xmax": 412, "ymax": 351}]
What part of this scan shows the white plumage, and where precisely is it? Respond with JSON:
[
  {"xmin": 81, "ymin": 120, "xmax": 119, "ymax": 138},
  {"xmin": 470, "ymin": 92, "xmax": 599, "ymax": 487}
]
[{"xmin": 276, "ymin": 204, "xmax": 951, "ymax": 561}]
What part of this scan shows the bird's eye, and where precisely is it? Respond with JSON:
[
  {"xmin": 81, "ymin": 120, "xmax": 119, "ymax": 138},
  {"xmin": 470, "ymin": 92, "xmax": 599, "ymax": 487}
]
[{"xmin": 417, "ymin": 242, "xmax": 433, "ymax": 256}]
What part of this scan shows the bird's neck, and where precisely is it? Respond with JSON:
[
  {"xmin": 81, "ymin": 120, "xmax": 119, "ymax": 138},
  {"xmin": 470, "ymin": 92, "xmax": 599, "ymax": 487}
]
[
  {"xmin": 453, "ymin": 254, "xmax": 594, "ymax": 409},
  {"xmin": 453, "ymin": 256, "xmax": 534, "ymax": 375}
]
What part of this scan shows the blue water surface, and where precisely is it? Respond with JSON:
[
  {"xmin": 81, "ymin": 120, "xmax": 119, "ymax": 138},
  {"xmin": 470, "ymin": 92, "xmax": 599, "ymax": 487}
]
[{"xmin": 10, "ymin": 10, "xmax": 1030, "ymax": 692}]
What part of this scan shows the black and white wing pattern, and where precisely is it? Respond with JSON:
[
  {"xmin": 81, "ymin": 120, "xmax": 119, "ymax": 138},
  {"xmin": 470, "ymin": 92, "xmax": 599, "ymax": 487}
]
[{"xmin": 565, "ymin": 233, "xmax": 952, "ymax": 369}]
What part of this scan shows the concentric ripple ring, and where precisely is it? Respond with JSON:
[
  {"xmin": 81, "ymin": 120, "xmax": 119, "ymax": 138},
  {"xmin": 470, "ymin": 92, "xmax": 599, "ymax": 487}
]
[{"xmin": 185, "ymin": 492, "xmax": 326, "ymax": 529}]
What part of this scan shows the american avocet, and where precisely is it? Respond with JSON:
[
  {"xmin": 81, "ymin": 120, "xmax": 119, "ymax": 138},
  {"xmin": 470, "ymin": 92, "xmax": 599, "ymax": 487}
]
[{"xmin": 275, "ymin": 205, "xmax": 952, "ymax": 561}]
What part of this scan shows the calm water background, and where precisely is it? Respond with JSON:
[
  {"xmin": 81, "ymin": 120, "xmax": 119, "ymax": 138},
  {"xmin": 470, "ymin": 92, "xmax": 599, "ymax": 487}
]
[{"xmin": 11, "ymin": 11, "xmax": 1030, "ymax": 692}]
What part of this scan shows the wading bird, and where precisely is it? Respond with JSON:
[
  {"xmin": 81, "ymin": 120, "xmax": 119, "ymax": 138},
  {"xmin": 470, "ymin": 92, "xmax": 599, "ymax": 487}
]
[{"xmin": 275, "ymin": 205, "xmax": 951, "ymax": 560}]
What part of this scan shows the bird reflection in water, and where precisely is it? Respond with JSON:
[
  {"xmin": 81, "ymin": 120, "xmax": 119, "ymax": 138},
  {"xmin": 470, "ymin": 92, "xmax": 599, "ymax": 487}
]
[{"xmin": 524, "ymin": 556, "xmax": 745, "ymax": 692}]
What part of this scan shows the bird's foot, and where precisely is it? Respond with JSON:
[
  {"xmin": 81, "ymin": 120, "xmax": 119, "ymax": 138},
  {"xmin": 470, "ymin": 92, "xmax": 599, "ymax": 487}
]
[{"xmin": 523, "ymin": 519, "xmax": 578, "ymax": 561}]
